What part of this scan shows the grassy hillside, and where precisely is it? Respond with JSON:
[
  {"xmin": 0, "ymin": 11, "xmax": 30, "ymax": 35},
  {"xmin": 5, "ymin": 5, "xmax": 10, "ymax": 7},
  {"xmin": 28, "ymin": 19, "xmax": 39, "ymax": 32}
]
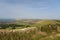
[
  {"xmin": 0, "ymin": 20, "xmax": 60, "ymax": 40},
  {"xmin": 32, "ymin": 20, "xmax": 60, "ymax": 33},
  {"xmin": 34, "ymin": 20, "xmax": 60, "ymax": 26}
]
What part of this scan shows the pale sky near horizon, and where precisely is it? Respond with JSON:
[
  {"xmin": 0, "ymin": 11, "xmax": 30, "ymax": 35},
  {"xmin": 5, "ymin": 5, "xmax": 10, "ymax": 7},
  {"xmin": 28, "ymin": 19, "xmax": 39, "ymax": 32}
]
[{"xmin": 0, "ymin": 0, "xmax": 60, "ymax": 19}]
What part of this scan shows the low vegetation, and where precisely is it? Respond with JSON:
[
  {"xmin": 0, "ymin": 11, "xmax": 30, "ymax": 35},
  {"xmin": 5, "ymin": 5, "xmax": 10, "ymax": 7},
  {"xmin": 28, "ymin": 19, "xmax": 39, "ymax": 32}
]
[{"xmin": 0, "ymin": 20, "xmax": 60, "ymax": 40}]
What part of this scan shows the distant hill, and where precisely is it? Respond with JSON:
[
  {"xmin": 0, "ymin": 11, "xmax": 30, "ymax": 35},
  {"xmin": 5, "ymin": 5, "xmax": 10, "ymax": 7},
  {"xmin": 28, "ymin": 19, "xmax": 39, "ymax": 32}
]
[
  {"xmin": 0, "ymin": 19, "xmax": 42, "ymax": 24},
  {"xmin": 0, "ymin": 19, "xmax": 16, "ymax": 23}
]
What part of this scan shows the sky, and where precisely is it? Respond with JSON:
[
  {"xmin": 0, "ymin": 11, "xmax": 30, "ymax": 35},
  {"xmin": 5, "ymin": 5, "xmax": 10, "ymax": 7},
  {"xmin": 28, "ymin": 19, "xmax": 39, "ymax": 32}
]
[{"xmin": 0, "ymin": 0, "xmax": 60, "ymax": 19}]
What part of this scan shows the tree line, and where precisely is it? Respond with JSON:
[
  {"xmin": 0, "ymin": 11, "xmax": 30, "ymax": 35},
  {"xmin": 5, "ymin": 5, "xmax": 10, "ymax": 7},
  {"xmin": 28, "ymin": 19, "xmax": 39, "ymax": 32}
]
[{"xmin": 0, "ymin": 24, "xmax": 30, "ymax": 29}]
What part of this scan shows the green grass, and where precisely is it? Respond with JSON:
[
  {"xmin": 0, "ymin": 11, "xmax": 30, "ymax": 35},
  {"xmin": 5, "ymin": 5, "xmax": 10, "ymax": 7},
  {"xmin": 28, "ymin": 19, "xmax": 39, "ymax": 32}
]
[
  {"xmin": 54, "ymin": 36, "xmax": 60, "ymax": 40},
  {"xmin": 34, "ymin": 20, "xmax": 60, "ymax": 26}
]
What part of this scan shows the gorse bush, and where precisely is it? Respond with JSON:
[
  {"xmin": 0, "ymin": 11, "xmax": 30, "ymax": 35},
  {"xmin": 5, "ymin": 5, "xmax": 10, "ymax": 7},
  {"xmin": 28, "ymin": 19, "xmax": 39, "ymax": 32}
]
[{"xmin": 40, "ymin": 24, "xmax": 58, "ymax": 33}]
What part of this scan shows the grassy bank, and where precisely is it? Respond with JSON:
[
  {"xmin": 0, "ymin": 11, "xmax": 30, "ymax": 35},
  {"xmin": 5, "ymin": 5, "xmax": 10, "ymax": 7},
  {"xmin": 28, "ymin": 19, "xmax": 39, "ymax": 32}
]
[{"xmin": 0, "ymin": 27, "xmax": 60, "ymax": 40}]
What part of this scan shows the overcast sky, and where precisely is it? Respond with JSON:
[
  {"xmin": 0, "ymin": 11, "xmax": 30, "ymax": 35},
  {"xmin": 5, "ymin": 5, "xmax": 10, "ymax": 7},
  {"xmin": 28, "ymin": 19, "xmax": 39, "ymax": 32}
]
[{"xmin": 0, "ymin": 0, "xmax": 60, "ymax": 19}]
